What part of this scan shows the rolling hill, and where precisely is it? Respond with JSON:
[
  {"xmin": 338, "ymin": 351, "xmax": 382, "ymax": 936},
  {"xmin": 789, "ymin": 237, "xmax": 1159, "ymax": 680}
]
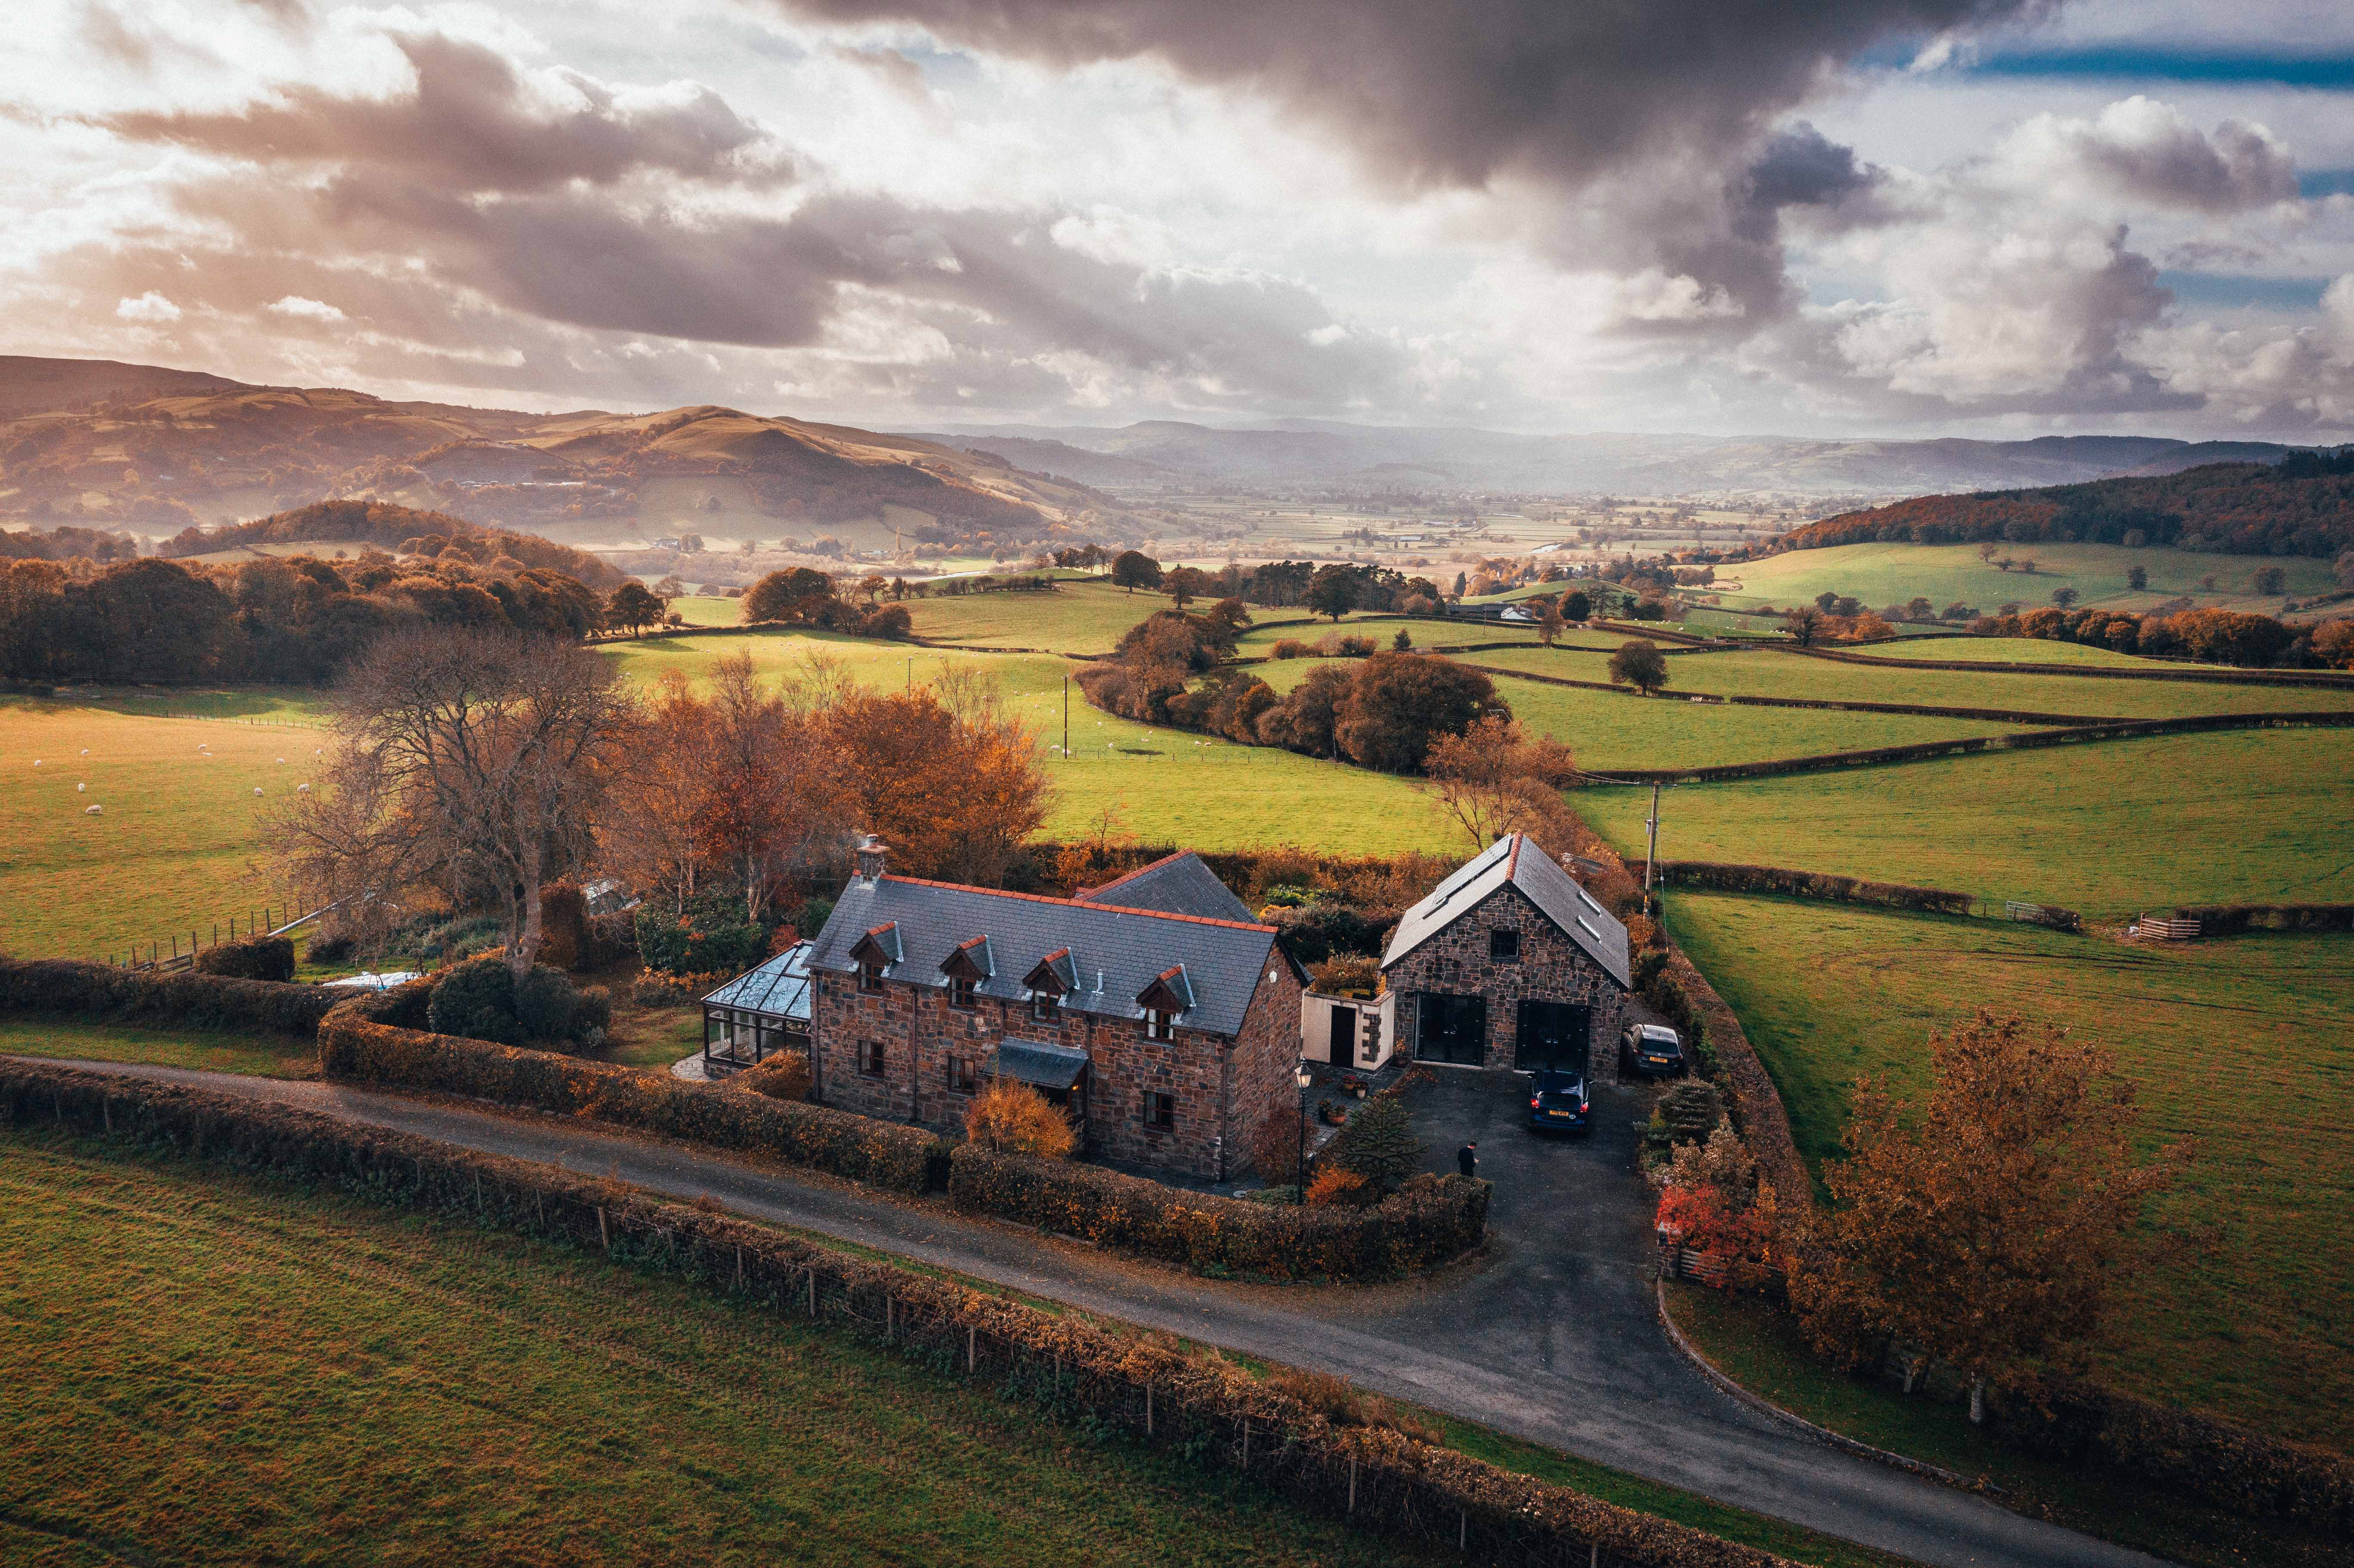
[
  {"xmin": 1782, "ymin": 451, "xmax": 2354, "ymax": 560},
  {"xmin": 0, "ymin": 357, "xmax": 1133, "ymax": 558}
]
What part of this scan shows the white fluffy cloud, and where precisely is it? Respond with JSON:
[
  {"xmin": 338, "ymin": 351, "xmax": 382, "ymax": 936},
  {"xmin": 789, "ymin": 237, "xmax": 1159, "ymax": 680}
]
[{"xmin": 113, "ymin": 290, "xmax": 181, "ymax": 322}]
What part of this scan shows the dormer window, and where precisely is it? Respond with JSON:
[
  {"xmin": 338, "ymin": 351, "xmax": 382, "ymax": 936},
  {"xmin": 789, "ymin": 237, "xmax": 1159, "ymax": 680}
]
[
  {"xmin": 1024, "ymin": 947, "xmax": 1076, "ymax": 1023},
  {"xmin": 949, "ymin": 976, "xmax": 977, "ymax": 1009},
  {"xmin": 1136, "ymin": 963, "xmax": 1195, "ymax": 1042},
  {"xmin": 940, "ymin": 934, "xmax": 993, "ymax": 1011},
  {"xmin": 850, "ymin": 922, "xmax": 903, "ymax": 994},
  {"xmin": 1147, "ymin": 1008, "xmax": 1177, "ymax": 1041},
  {"xmin": 859, "ymin": 962, "xmax": 884, "ymax": 993},
  {"xmin": 1031, "ymin": 989, "xmax": 1059, "ymax": 1020}
]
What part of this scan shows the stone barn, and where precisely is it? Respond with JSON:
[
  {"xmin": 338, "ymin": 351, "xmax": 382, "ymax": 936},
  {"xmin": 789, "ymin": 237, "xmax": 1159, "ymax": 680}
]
[
  {"xmin": 804, "ymin": 840, "xmax": 1305, "ymax": 1180},
  {"xmin": 1380, "ymin": 834, "xmax": 1631, "ymax": 1081}
]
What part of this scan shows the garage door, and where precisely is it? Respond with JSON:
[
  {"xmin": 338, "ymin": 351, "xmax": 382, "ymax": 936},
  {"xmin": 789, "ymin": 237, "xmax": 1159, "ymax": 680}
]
[
  {"xmin": 1514, "ymin": 1000, "xmax": 1590, "ymax": 1072},
  {"xmin": 1415, "ymin": 993, "xmax": 1486, "ymax": 1066}
]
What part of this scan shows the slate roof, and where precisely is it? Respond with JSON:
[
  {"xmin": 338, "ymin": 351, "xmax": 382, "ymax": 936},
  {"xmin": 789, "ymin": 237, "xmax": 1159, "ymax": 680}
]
[
  {"xmin": 1074, "ymin": 850, "xmax": 1255, "ymax": 924},
  {"xmin": 987, "ymin": 1038, "xmax": 1091, "ymax": 1091},
  {"xmin": 807, "ymin": 871, "xmax": 1284, "ymax": 1039},
  {"xmin": 1380, "ymin": 834, "xmax": 1631, "ymax": 989},
  {"xmin": 702, "ymin": 941, "xmax": 815, "ymax": 1022}
]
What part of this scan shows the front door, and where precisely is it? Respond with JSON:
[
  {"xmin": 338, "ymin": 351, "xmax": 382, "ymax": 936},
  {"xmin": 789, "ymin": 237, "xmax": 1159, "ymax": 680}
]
[
  {"xmin": 1328, "ymin": 1003, "xmax": 1357, "ymax": 1066},
  {"xmin": 1514, "ymin": 1000, "xmax": 1591, "ymax": 1072},
  {"xmin": 1416, "ymin": 993, "xmax": 1487, "ymax": 1066}
]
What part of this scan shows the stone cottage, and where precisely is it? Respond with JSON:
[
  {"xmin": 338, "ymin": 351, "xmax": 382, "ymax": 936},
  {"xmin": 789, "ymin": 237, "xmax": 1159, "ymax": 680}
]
[
  {"xmin": 1380, "ymin": 833, "xmax": 1631, "ymax": 1080},
  {"xmin": 804, "ymin": 839, "xmax": 1305, "ymax": 1179}
]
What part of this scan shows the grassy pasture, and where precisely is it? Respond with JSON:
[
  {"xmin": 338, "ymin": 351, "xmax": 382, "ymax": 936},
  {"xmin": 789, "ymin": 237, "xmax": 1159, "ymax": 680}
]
[
  {"xmin": 1716, "ymin": 541, "xmax": 2334, "ymax": 616},
  {"xmin": 0, "ymin": 1137, "xmax": 1453, "ymax": 1568},
  {"xmin": 0, "ymin": 1133, "xmax": 1941, "ymax": 1568},
  {"xmin": 0, "ymin": 701, "xmax": 323, "ymax": 960},
  {"xmin": 1657, "ymin": 892, "xmax": 2354, "ymax": 1451},
  {"xmin": 0, "ymin": 1014, "xmax": 316, "ymax": 1077},
  {"xmin": 1253, "ymin": 656, "xmax": 2032, "ymax": 772},
  {"xmin": 1467, "ymin": 645, "xmax": 2354, "ymax": 720},
  {"xmin": 595, "ymin": 629, "xmax": 1463, "ymax": 856},
  {"xmin": 1856, "ymin": 636, "xmax": 2236, "ymax": 666},
  {"xmin": 1581, "ymin": 727, "xmax": 2354, "ymax": 913},
  {"xmin": 902, "ymin": 577, "xmax": 1174, "ymax": 650}
]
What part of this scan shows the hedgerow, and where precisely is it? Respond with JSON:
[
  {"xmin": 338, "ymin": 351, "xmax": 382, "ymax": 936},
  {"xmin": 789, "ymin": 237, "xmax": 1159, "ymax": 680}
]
[
  {"xmin": 191, "ymin": 936, "xmax": 296, "ymax": 983},
  {"xmin": 1635, "ymin": 862, "xmax": 1973, "ymax": 917},
  {"xmin": 0, "ymin": 957, "xmax": 336, "ymax": 1036}
]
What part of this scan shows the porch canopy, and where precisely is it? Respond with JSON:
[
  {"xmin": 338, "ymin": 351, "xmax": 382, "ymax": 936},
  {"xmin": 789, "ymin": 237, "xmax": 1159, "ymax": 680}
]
[{"xmin": 984, "ymin": 1037, "xmax": 1089, "ymax": 1092}]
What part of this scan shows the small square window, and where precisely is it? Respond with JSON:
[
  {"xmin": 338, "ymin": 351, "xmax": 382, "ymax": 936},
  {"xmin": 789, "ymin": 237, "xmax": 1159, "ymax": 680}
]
[
  {"xmin": 858, "ymin": 1039, "xmax": 886, "ymax": 1077},
  {"xmin": 1489, "ymin": 929, "xmax": 1520, "ymax": 961},
  {"xmin": 947, "ymin": 1056, "xmax": 977, "ymax": 1096},
  {"xmin": 1031, "ymin": 990, "xmax": 1059, "ymax": 1020},
  {"xmin": 1146, "ymin": 1008, "xmax": 1177, "ymax": 1041},
  {"xmin": 858, "ymin": 962, "xmax": 884, "ymax": 993},
  {"xmin": 949, "ymin": 976, "xmax": 977, "ymax": 1009},
  {"xmin": 1143, "ymin": 1089, "xmax": 1176, "ymax": 1131}
]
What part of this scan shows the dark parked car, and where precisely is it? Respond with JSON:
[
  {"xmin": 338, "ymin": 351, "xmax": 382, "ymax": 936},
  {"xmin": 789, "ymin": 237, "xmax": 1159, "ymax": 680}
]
[
  {"xmin": 1527, "ymin": 1068, "xmax": 1589, "ymax": 1134},
  {"xmin": 1620, "ymin": 1023, "xmax": 1686, "ymax": 1079}
]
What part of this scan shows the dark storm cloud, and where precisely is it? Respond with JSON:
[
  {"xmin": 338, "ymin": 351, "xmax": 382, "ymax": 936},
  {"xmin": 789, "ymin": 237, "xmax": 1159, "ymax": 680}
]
[
  {"xmin": 772, "ymin": 0, "xmax": 2036, "ymax": 323},
  {"xmin": 103, "ymin": 31, "xmax": 787, "ymax": 191}
]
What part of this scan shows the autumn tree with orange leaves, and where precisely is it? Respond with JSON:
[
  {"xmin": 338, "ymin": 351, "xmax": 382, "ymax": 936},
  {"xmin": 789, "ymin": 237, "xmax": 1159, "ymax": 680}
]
[
  {"xmin": 1789, "ymin": 1011, "xmax": 2189, "ymax": 1422},
  {"xmin": 1424, "ymin": 715, "xmax": 1581, "ymax": 856},
  {"xmin": 825, "ymin": 670, "xmax": 1050, "ymax": 887}
]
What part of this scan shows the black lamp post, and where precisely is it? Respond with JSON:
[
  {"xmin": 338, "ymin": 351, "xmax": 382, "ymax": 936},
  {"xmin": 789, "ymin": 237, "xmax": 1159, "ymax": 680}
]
[{"xmin": 1295, "ymin": 1062, "xmax": 1313, "ymax": 1204}]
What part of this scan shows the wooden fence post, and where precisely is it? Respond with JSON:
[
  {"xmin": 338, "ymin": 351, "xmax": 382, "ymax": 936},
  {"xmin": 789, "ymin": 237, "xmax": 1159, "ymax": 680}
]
[
  {"xmin": 1145, "ymin": 1382, "xmax": 1153, "ymax": 1437},
  {"xmin": 966, "ymin": 1325, "xmax": 975, "ymax": 1375},
  {"xmin": 1348, "ymin": 1458, "xmax": 1357, "ymax": 1514},
  {"xmin": 1242, "ymin": 1419, "xmax": 1250, "ymax": 1470},
  {"xmin": 734, "ymin": 1247, "xmax": 744, "ymax": 1293},
  {"xmin": 808, "ymin": 1267, "xmax": 818, "ymax": 1319},
  {"xmin": 1458, "ymin": 1510, "xmax": 1466, "ymax": 1551},
  {"xmin": 597, "ymin": 1207, "xmax": 609, "ymax": 1251},
  {"xmin": 886, "ymin": 1296, "xmax": 894, "ymax": 1341},
  {"xmin": 102, "ymin": 1097, "xmax": 111, "ymax": 1134}
]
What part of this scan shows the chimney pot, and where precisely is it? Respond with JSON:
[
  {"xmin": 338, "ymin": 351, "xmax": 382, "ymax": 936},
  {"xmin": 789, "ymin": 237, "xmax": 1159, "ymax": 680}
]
[{"xmin": 854, "ymin": 834, "xmax": 889, "ymax": 883}]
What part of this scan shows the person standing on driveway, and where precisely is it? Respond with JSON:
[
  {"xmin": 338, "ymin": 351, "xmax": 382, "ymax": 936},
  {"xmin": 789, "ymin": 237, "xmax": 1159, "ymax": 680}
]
[{"xmin": 1457, "ymin": 1141, "xmax": 1478, "ymax": 1178}]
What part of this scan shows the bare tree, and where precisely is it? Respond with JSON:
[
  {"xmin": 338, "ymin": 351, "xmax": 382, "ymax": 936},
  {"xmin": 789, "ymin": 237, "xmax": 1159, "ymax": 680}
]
[{"xmin": 279, "ymin": 627, "xmax": 635, "ymax": 976}]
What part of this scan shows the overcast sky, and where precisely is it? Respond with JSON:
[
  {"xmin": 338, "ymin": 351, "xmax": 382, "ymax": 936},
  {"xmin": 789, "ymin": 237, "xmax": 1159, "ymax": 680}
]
[{"xmin": 6, "ymin": 0, "xmax": 2353, "ymax": 440}]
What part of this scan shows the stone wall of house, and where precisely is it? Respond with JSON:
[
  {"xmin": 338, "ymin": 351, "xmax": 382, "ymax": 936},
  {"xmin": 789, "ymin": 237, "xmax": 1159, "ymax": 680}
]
[
  {"xmin": 1383, "ymin": 884, "xmax": 1625, "ymax": 1083},
  {"xmin": 810, "ymin": 965, "xmax": 1294, "ymax": 1181},
  {"xmin": 1224, "ymin": 958, "xmax": 1306, "ymax": 1178}
]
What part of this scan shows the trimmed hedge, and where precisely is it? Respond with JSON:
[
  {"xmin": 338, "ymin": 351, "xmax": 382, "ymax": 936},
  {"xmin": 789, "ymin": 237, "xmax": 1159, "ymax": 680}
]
[
  {"xmin": 1989, "ymin": 1371, "xmax": 2354, "ymax": 1537},
  {"xmin": 1633, "ymin": 862, "xmax": 1973, "ymax": 917},
  {"xmin": 0, "ymin": 957, "xmax": 336, "ymax": 1036},
  {"xmin": 947, "ymin": 1144, "xmax": 1488, "ymax": 1283},
  {"xmin": 318, "ymin": 986, "xmax": 941, "ymax": 1194},
  {"xmin": 1791, "ymin": 644, "xmax": 2354, "ymax": 689},
  {"xmin": 192, "ymin": 936, "xmax": 296, "ymax": 983},
  {"xmin": 2178, "ymin": 903, "xmax": 2354, "ymax": 937},
  {"xmin": 0, "ymin": 1059, "xmax": 1796, "ymax": 1568}
]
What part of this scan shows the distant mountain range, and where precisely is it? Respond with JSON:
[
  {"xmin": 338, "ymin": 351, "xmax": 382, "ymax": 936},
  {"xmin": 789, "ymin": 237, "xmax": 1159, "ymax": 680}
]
[
  {"xmin": 917, "ymin": 419, "xmax": 2309, "ymax": 498},
  {"xmin": 0, "ymin": 357, "xmax": 1123, "ymax": 552}
]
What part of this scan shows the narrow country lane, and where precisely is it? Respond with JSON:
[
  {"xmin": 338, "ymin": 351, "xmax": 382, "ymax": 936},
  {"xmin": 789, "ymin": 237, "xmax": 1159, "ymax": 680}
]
[{"xmin": 19, "ymin": 1057, "xmax": 2164, "ymax": 1568}]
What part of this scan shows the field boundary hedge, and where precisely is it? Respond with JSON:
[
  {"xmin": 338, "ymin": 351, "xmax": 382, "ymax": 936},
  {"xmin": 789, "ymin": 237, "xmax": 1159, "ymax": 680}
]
[
  {"xmin": 0, "ymin": 1059, "xmax": 1800, "ymax": 1568},
  {"xmin": 319, "ymin": 983, "xmax": 1485, "ymax": 1282},
  {"xmin": 948, "ymin": 1144, "xmax": 1488, "ymax": 1282},
  {"xmin": 1591, "ymin": 708, "xmax": 2354, "ymax": 784},
  {"xmin": 2174, "ymin": 903, "xmax": 2354, "ymax": 936},
  {"xmin": 1632, "ymin": 862, "xmax": 1972, "ymax": 917},
  {"xmin": 0, "ymin": 957, "xmax": 337, "ymax": 1036},
  {"xmin": 318, "ymin": 981, "xmax": 942, "ymax": 1194},
  {"xmin": 1457, "ymin": 662, "xmax": 2113, "ymax": 726},
  {"xmin": 1652, "ymin": 940, "xmax": 1812, "ymax": 1219},
  {"xmin": 1786, "ymin": 644, "xmax": 2354, "ymax": 688}
]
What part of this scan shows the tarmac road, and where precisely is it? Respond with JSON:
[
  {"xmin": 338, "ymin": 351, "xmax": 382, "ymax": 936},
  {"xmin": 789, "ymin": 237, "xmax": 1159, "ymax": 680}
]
[{"xmin": 23, "ymin": 1057, "xmax": 2162, "ymax": 1568}]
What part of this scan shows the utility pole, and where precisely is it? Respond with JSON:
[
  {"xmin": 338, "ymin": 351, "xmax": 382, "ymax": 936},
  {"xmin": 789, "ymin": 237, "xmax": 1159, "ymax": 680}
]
[
  {"xmin": 1062, "ymin": 675, "xmax": 1070, "ymax": 761},
  {"xmin": 906, "ymin": 656, "xmax": 912, "ymax": 694},
  {"xmin": 1644, "ymin": 781, "xmax": 1662, "ymax": 918}
]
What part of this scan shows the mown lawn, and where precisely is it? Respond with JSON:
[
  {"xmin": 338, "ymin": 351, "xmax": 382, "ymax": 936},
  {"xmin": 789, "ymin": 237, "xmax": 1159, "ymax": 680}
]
[
  {"xmin": 1466, "ymin": 644, "xmax": 2354, "ymax": 719},
  {"xmin": 0, "ymin": 1134, "xmax": 1931, "ymax": 1568},
  {"xmin": 1716, "ymin": 540, "xmax": 2335, "ymax": 616},
  {"xmin": 0, "ymin": 700, "xmax": 325, "ymax": 960},
  {"xmin": 1653, "ymin": 891, "xmax": 2354, "ymax": 1452},
  {"xmin": 1660, "ymin": 1283, "xmax": 2348, "ymax": 1568},
  {"xmin": 1582, "ymin": 727, "xmax": 2354, "ymax": 912}
]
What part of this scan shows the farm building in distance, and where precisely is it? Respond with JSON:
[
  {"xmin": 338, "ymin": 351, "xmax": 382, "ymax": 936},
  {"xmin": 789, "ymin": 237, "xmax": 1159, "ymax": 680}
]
[
  {"xmin": 802, "ymin": 840, "xmax": 1305, "ymax": 1179},
  {"xmin": 1381, "ymin": 834, "xmax": 1632, "ymax": 1080}
]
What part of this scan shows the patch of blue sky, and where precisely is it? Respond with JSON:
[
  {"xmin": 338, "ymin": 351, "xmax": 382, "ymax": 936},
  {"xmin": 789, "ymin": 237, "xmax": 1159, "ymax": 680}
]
[
  {"xmin": 2155, "ymin": 272, "xmax": 2332, "ymax": 310},
  {"xmin": 1957, "ymin": 49, "xmax": 2354, "ymax": 88},
  {"xmin": 2300, "ymin": 169, "xmax": 2354, "ymax": 199}
]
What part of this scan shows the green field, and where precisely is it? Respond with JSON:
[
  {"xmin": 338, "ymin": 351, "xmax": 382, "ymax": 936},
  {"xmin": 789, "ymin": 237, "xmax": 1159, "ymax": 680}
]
[
  {"xmin": 0, "ymin": 701, "xmax": 325, "ymax": 960},
  {"xmin": 0, "ymin": 1015, "xmax": 317, "ymax": 1077},
  {"xmin": 596, "ymin": 629, "xmax": 1463, "ymax": 857},
  {"xmin": 1854, "ymin": 637, "xmax": 2174, "ymax": 666},
  {"xmin": 0, "ymin": 1132, "xmax": 1929, "ymax": 1568},
  {"xmin": 1717, "ymin": 541, "xmax": 2334, "ymax": 617},
  {"xmin": 1657, "ymin": 893, "xmax": 2354, "ymax": 1451},
  {"xmin": 1466, "ymin": 645, "xmax": 2354, "ymax": 720},
  {"xmin": 1582, "ymin": 727, "xmax": 2354, "ymax": 913},
  {"xmin": 0, "ymin": 1136, "xmax": 1446, "ymax": 1568},
  {"xmin": 902, "ymin": 577, "xmax": 1170, "ymax": 650}
]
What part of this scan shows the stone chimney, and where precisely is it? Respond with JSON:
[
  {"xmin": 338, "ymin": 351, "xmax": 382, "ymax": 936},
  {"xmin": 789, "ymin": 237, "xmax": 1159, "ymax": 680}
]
[{"xmin": 854, "ymin": 834, "xmax": 889, "ymax": 883}]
